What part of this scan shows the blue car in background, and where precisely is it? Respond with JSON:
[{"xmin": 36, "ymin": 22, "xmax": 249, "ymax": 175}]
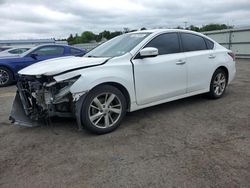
[{"xmin": 0, "ymin": 44, "xmax": 86, "ymax": 86}]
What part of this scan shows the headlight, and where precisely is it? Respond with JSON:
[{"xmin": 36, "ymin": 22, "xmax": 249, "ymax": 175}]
[
  {"xmin": 44, "ymin": 75, "xmax": 81, "ymax": 104},
  {"xmin": 44, "ymin": 75, "xmax": 80, "ymax": 88}
]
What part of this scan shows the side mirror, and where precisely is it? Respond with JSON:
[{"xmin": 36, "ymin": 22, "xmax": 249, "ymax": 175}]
[
  {"xmin": 139, "ymin": 47, "xmax": 158, "ymax": 58},
  {"xmin": 30, "ymin": 53, "xmax": 38, "ymax": 59}
]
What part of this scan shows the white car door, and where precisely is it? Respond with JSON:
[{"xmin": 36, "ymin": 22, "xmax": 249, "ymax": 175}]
[
  {"xmin": 132, "ymin": 33, "xmax": 187, "ymax": 105},
  {"xmin": 180, "ymin": 33, "xmax": 215, "ymax": 92}
]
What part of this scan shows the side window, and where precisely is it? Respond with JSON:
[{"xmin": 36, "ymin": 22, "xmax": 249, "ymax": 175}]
[
  {"xmin": 144, "ymin": 33, "xmax": 180, "ymax": 55},
  {"xmin": 70, "ymin": 48, "xmax": 83, "ymax": 55},
  {"xmin": 34, "ymin": 46, "xmax": 64, "ymax": 56},
  {"xmin": 181, "ymin": 33, "xmax": 207, "ymax": 52},
  {"xmin": 204, "ymin": 38, "xmax": 214, "ymax": 49}
]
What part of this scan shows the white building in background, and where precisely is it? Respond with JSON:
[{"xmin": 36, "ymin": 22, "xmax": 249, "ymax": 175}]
[
  {"xmin": 203, "ymin": 26, "xmax": 250, "ymax": 58},
  {"xmin": 73, "ymin": 38, "xmax": 108, "ymax": 52}
]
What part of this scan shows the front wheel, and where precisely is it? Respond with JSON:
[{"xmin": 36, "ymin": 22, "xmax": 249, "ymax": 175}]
[
  {"xmin": 0, "ymin": 67, "xmax": 13, "ymax": 87},
  {"xmin": 208, "ymin": 69, "xmax": 227, "ymax": 99},
  {"xmin": 80, "ymin": 85, "xmax": 127, "ymax": 134}
]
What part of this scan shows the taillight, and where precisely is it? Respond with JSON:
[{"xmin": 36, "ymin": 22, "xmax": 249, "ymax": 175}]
[{"xmin": 228, "ymin": 52, "xmax": 235, "ymax": 61}]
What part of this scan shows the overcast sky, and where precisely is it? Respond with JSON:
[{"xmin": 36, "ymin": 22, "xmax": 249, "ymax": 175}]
[{"xmin": 0, "ymin": 0, "xmax": 250, "ymax": 39}]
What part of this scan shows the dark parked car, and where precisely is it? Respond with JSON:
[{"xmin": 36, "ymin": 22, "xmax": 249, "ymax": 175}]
[
  {"xmin": 0, "ymin": 44, "xmax": 86, "ymax": 86},
  {"xmin": 0, "ymin": 47, "xmax": 11, "ymax": 52}
]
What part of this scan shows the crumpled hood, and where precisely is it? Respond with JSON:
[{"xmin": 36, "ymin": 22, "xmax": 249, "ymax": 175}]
[{"xmin": 18, "ymin": 56, "xmax": 109, "ymax": 76}]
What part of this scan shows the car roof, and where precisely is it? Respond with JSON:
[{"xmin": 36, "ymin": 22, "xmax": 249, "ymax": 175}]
[
  {"xmin": 33, "ymin": 44, "xmax": 69, "ymax": 48},
  {"xmin": 132, "ymin": 29, "xmax": 214, "ymax": 41},
  {"xmin": 133, "ymin": 28, "xmax": 202, "ymax": 35}
]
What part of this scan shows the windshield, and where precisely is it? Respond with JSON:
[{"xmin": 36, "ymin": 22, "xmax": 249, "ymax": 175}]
[
  {"xmin": 21, "ymin": 46, "xmax": 39, "ymax": 57},
  {"xmin": 9, "ymin": 48, "xmax": 30, "ymax": 54},
  {"xmin": 86, "ymin": 32, "xmax": 151, "ymax": 57}
]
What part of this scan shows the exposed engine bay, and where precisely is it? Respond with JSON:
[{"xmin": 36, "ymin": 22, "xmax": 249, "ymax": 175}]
[{"xmin": 9, "ymin": 75, "xmax": 83, "ymax": 127}]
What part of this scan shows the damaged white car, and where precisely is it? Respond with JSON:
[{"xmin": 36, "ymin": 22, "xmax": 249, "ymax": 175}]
[{"xmin": 10, "ymin": 29, "xmax": 236, "ymax": 134}]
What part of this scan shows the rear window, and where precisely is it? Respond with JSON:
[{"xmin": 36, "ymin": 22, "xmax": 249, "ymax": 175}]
[
  {"xmin": 9, "ymin": 48, "xmax": 29, "ymax": 54},
  {"xmin": 70, "ymin": 48, "xmax": 83, "ymax": 55},
  {"xmin": 181, "ymin": 33, "xmax": 207, "ymax": 52},
  {"xmin": 9, "ymin": 49, "xmax": 21, "ymax": 54}
]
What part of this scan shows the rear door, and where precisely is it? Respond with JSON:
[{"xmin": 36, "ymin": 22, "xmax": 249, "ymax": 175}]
[
  {"xmin": 180, "ymin": 33, "xmax": 215, "ymax": 92},
  {"xmin": 132, "ymin": 32, "xmax": 187, "ymax": 105}
]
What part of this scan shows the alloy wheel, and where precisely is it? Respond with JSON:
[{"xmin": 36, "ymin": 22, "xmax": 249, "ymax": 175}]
[
  {"xmin": 0, "ymin": 69, "xmax": 9, "ymax": 86},
  {"xmin": 88, "ymin": 92, "xmax": 122, "ymax": 129},
  {"xmin": 213, "ymin": 72, "xmax": 226, "ymax": 96}
]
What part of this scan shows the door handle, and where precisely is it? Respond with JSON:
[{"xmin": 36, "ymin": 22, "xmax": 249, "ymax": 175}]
[
  {"xmin": 209, "ymin": 54, "xmax": 216, "ymax": 59},
  {"xmin": 176, "ymin": 60, "xmax": 186, "ymax": 65}
]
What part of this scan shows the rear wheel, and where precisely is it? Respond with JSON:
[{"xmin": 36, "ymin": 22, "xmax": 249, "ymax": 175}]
[
  {"xmin": 80, "ymin": 85, "xmax": 127, "ymax": 134},
  {"xmin": 208, "ymin": 69, "xmax": 227, "ymax": 99},
  {"xmin": 0, "ymin": 67, "xmax": 13, "ymax": 87}
]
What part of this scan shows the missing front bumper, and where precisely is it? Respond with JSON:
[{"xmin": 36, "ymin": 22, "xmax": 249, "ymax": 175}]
[
  {"xmin": 9, "ymin": 91, "xmax": 87, "ymax": 131},
  {"xmin": 9, "ymin": 93, "xmax": 44, "ymax": 127}
]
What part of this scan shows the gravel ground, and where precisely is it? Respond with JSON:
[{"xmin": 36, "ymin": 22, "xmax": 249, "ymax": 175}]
[{"xmin": 0, "ymin": 59, "xmax": 249, "ymax": 188}]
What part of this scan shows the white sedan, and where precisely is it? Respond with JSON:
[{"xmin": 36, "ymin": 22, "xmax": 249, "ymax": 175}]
[{"xmin": 10, "ymin": 29, "xmax": 236, "ymax": 134}]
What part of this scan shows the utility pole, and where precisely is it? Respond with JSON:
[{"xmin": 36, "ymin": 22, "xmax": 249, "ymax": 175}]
[
  {"xmin": 123, "ymin": 27, "xmax": 129, "ymax": 33},
  {"xmin": 184, "ymin": 21, "xmax": 188, "ymax": 29}
]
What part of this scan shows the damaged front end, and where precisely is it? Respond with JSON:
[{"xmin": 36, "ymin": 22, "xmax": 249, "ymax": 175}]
[{"xmin": 9, "ymin": 74, "xmax": 84, "ymax": 128}]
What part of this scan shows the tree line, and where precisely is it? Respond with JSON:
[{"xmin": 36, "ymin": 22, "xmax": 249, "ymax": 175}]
[{"xmin": 66, "ymin": 24, "xmax": 233, "ymax": 45}]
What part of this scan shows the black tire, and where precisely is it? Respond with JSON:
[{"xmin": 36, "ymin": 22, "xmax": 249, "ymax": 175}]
[
  {"xmin": 207, "ymin": 69, "xmax": 227, "ymax": 99},
  {"xmin": 80, "ymin": 85, "xmax": 127, "ymax": 134},
  {"xmin": 0, "ymin": 66, "xmax": 13, "ymax": 87}
]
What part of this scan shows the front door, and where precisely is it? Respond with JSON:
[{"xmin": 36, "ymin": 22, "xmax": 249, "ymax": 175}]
[{"xmin": 132, "ymin": 33, "xmax": 187, "ymax": 105}]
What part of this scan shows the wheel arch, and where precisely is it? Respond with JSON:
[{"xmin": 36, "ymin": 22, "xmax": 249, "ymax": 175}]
[
  {"xmin": 214, "ymin": 66, "xmax": 229, "ymax": 84},
  {"xmin": 90, "ymin": 82, "xmax": 131, "ymax": 111},
  {"xmin": 0, "ymin": 64, "xmax": 13, "ymax": 72},
  {"xmin": 0, "ymin": 65, "xmax": 15, "ymax": 79},
  {"xmin": 74, "ymin": 81, "xmax": 132, "ymax": 131}
]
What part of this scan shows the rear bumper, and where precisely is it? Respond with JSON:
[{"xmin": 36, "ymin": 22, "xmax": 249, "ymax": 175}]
[
  {"xmin": 228, "ymin": 64, "xmax": 236, "ymax": 84},
  {"xmin": 9, "ymin": 93, "xmax": 43, "ymax": 127}
]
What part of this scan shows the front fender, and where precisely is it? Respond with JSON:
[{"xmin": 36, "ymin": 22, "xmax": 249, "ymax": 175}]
[
  {"xmin": 0, "ymin": 63, "xmax": 14, "ymax": 72},
  {"xmin": 71, "ymin": 75, "xmax": 132, "ymax": 91},
  {"xmin": 71, "ymin": 75, "xmax": 135, "ymax": 104},
  {"xmin": 70, "ymin": 67, "xmax": 135, "ymax": 103}
]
